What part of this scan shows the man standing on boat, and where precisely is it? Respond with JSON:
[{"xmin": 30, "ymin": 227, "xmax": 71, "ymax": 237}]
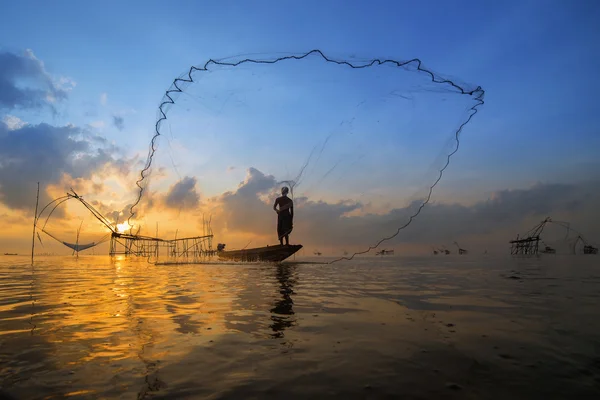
[{"xmin": 273, "ymin": 187, "xmax": 293, "ymax": 246}]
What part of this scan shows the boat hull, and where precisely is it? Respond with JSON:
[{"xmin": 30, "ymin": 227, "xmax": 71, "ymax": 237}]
[{"xmin": 218, "ymin": 244, "xmax": 302, "ymax": 262}]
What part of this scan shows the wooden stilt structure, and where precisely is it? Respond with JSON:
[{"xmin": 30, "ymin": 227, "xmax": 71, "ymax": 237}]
[
  {"xmin": 572, "ymin": 235, "xmax": 599, "ymax": 255},
  {"xmin": 31, "ymin": 182, "xmax": 40, "ymax": 265},
  {"xmin": 509, "ymin": 217, "xmax": 597, "ymax": 256},
  {"xmin": 108, "ymin": 232, "xmax": 215, "ymax": 261},
  {"xmin": 453, "ymin": 241, "xmax": 468, "ymax": 255},
  {"xmin": 509, "ymin": 218, "xmax": 550, "ymax": 255}
]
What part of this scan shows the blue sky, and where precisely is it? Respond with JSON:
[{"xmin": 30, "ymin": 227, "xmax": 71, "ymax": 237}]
[
  {"xmin": 1, "ymin": 0, "xmax": 599, "ymax": 252},
  {"xmin": 2, "ymin": 0, "xmax": 597, "ymax": 196}
]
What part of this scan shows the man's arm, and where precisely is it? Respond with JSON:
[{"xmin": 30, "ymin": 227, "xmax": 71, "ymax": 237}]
[
  {"xmin": 290, "ymin": 205, "xmax": 294, "ymax": 219},
  {"xmin": 273, "ymin": 198, "xmax": 279, "ymax": 213}
]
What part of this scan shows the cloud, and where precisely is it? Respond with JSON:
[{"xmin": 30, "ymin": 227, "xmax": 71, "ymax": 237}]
[
  {"xmin": 236, "ymin": 167, "xmax": 277, "ymax": 197},
  {"xmin": 100, "ymin": 92, "xmax": 107, "ymax": 106},
  {"xmin": 294, "ymin": 182, "xmax": 600, "ymax": 248},
  {"xmin": 216, "ymin": 168, "xmax": 279, "ymax": 236},
  {"xmin": 91, "ymin": 200, "xmax": 133, "ymax": 226},
  {"xmin": 0, "ymin": 119, "xmax": 128, "ymax": 211},
  {"xmin": 2, "ymin": 115, "xmax": 25, "ymax": 130},
  {"xmin": 206, "ymin": 167, "xmax": 600, "ymax": 252},
  {"xmin": 164, "ymin": 176, "xmax": 200, "ymax": 210},
  {"xmin": 112, "ymin": 115, "xmax": 124, "ymax": 131},
  {"xmin": 88, "ymin": 120, "xmax": 105, "ymax": 129},
  {"xmin": 0, "ymin": 212, "xmax": 28, "ymax": 226},
  {"xmin": 0, "ymin": 49, "xmax": 73, "ymax": 110}
]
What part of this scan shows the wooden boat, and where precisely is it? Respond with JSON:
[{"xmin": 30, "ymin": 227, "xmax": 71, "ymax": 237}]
[{"xmin": 217, "ymin": 244, "xmax": 303, "ymax": 262}]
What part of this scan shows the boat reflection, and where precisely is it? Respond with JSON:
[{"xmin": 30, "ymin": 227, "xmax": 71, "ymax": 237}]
[{"xmin": 269, "ymin": 263, "xmax": 297, "ymax": 338}]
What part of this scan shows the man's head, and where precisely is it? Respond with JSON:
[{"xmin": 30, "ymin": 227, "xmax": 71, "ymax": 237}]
[{"xmin": 281, "ymin": 187, "xmax": 289, "ymax": 196}]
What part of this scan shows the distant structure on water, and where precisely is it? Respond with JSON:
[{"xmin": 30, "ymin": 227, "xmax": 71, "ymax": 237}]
[
  {"xmin": 540, "ymin": 245, "xmax": 556, "ymax": 254},
  {"xmin": 510, "ymin": 217, "xmax": 598, "ymax": 256},
  {"xmin": 453, "ymin": 241, "xmax": 468, "ymax": 255},
  {"xmin": 35, "ymin": 190, "xmax": 217, "ymax": 262},
  {"xmin": 573, "ymin": 235, "xmax": 599, "ymax": 255},
  {"xmin": 432, "ymin": 245, "xmax": 453, "ymax": 255},
  {"xmin": 432, "ymin": 243, "xmax": 468, "ymax": 255}
]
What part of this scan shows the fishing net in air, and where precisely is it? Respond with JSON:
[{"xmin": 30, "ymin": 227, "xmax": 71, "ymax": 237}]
[{"xmin": 129, "ymin": 50, "xmax": 484, "ymax": 260}]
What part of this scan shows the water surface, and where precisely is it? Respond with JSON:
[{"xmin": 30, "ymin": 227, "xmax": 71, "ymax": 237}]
[{"xmin": 1, "ymin": 255, "xmax": 599, "ymax": 399}]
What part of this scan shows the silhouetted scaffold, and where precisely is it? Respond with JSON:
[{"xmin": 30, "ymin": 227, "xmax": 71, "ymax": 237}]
[{"xmin": 509, "ymin": 217, "xmax": 597, "ymax": 256}]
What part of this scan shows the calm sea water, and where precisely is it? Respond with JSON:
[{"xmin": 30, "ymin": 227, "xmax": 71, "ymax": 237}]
[{"xmin": 1, "ymin": 255, "xmax": 599, "ymax": 399}]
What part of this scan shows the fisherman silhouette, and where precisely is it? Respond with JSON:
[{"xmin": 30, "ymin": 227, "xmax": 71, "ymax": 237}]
[{"xmin": 273, "ymin": 187, "xmax": 294, "ymax": 246}]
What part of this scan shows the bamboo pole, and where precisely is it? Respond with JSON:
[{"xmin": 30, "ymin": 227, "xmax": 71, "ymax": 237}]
[
  {"xmin": 75, "ymin": 220, "xmax": 83, "ymax": 258},
  {"xmin": 31, "ymin": 182, "xmax": 40, "ymax": 265}
]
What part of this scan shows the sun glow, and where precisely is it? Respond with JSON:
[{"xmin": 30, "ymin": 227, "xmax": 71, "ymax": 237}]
[{"xmin": 116, "ymin": 222, "xmax": 131, "ymax": 233}]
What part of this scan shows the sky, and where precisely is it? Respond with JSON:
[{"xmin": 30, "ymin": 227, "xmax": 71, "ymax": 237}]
[{"xmin": 0, "ymin": 0, "xmax": 599, "ymax": 255}]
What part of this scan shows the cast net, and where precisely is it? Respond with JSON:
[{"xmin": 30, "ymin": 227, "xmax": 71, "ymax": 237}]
[{"xmin": 128, "ymin": 50, "xmax": 484, "ymax": 261}]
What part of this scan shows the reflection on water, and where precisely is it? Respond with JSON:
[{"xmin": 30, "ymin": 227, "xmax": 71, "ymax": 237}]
[
  {"xmin": 1, "ymin": 255, "xmax": 600, "ymax": 399},
  {"xmin": 270, "ymin": 264, "xmax": 297, "ymax": 338}
]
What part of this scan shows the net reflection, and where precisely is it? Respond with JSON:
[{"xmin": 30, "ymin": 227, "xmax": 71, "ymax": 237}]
[{"xmin": 269, "ymin": 264, "xmax": 297, "ymax": 338}]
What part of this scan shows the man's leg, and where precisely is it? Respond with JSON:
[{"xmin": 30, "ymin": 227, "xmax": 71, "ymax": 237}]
[
  {"xmin": 285, "ymin": 234, "xmax": 289, "ymax": 245},
  {"xmin": 278, "ymin": 218, "xmax": 283, "ymax": 245}
]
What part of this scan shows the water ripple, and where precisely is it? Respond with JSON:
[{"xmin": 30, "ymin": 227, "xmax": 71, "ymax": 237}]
[{"xmin": 0, "ymin": 255, "xmax": 599, "ymax": 399}]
